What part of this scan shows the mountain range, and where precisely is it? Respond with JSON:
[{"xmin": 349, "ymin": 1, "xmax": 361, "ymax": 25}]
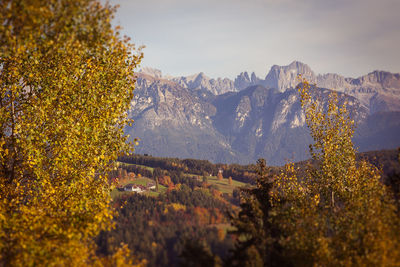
[{"xmin": 126, "ymin": 61, "xmax": 400, "ymax": 165}]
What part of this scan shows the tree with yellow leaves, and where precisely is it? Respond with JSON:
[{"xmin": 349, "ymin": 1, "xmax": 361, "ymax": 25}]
[
  {"xmin": 0, "ymin": 0, "xmax": 143, "ymax": 265},
  {"xmin": 270, "ymin": 77, "xmax": 400, "ymax": 266}
]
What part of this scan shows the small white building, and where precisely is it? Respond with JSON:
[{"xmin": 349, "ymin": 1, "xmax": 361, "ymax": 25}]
[{"xmin": 124, "ymin": 184, "xmax": 143, "ymax": 193}]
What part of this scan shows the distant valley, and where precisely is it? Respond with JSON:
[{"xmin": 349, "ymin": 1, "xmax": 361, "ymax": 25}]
[{"xmin": 126, "ymin": 62, "xmax": 400, "ymax": 165}]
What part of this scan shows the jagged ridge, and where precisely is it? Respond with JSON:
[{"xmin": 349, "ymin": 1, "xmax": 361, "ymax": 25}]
[{"xmin": 131, "ymin": 63, "xmax": 400, "ymax": 164}]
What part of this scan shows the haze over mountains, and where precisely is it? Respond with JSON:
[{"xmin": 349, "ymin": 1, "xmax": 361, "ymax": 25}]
[{"xmin": 127, "ymin": 62, "xmax": 400, "ymax": 165}]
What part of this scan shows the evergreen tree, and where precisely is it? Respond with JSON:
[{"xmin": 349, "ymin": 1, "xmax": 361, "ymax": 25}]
[
  {"xmin": 228, "ymin": 159, "xmax": 286, "ymax": 267},
  {"xmin": 180, "ymin": 240, "xmax": 222, "ymax": 267}
]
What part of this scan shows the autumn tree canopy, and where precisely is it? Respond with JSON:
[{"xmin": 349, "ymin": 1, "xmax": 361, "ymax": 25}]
[
  {"xmin": 272, "ymin": 78, "xmax": 400, "ymax": 266},
  {"xmin": 231, "ymin": 77, "xmax": 400, "ymax": 266},
  {"xmin": 0, "ymin": 0, "xmax": 142, "ymax": 265}
]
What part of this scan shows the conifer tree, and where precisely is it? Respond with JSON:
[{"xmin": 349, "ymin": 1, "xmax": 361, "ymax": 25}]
[{"xmin": 228, "ymin": 159, "xmax": 285, "ymax": 267}]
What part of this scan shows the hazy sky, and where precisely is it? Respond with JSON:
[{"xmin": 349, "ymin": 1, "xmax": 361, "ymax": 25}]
[{"xmin": 105, "ymin": 0, "xmax": 400, "ymax": 79}]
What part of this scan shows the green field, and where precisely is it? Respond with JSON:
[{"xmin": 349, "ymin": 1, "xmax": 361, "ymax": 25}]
[
  {"xmin": 205, "ymin": 176, "xmax": 247, "ymax": 194},
  {"xmin": 183, "ymin": 173, "xmax": 247, "ymax": 194}
]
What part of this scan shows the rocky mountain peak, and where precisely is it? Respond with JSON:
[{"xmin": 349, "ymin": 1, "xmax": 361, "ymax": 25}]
[
  {"xmin": 264, "ymin": 61, "xmax": 316, "ymax": 91},
  {"xmin": 251, "ymin": 72, "xmax": 259, "ymax": 83},
  {"xmin": 352, "ymin": 71, "xmax": 400, "ymax": 88},
  {"xmin": 139, "ymin": 67, "xmax": 162, "ymax": 78},
  {"xmin": 234, "ymin": 72, "xmax": 251, "ymax": 90},
  {"xmin": 234, "ymin": 71, "xmax": 262, "ymax": 91},
  {"xmin": 193, "ymin": 72, "xmax": 208, "ymax": 84},
  {"xmin": 170, "ymin": 72, "xmax": 237, "ymax": 95}
]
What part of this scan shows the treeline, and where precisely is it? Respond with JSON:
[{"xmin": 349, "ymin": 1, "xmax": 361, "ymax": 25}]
[
  {"xmin": 118, "ymin": 154, "xmax": 269, "ymax": 184},
  {"xmin": 108, "ymin": 163, "xmax": 153, "ymax": 180},
  {"xmin": 118, "ymin": 150, "xmax": 400, "ymax": 186},
  {"xmin": 119, "ymin": 155, "xmax": 217, "ymax": 175}
]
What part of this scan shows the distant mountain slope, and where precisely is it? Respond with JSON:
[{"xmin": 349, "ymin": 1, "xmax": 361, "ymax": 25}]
[
  {"xmin": 211, "ymin": 85, "xmax": 368, "ymax": 165},
  {"xmin": 129, "ymin": 63, "xmax": 400, "ymax": 165},
  {"xmin": 128, "ymin": 73, "xmax": 245, "ymax": 163}
]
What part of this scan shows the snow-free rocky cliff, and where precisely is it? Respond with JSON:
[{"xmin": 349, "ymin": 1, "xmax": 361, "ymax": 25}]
[{"xmin": 131, "ymin": 63, "xmax": 400, "ymax": 165}]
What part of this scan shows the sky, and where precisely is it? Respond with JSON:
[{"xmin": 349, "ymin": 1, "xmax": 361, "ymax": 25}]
[{"xmin": 105, "ymin": 0, "xmax": 400, "ymax": 79}]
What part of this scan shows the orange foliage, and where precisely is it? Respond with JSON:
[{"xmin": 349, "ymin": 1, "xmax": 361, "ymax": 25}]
[
  {"xmin": 211, "ymin": 189, "xmax": 222, "ymax": 198},
  {"xmin": 217, "ymin": 229, "xmax": 226, "ymax": 242},
  {"xmin": 160, "ymin": 175, "xmax": 173, "ymax": 186},
  {"xmin": 193, "ymin": 207, "xmax": 210, "ymax": 225}
]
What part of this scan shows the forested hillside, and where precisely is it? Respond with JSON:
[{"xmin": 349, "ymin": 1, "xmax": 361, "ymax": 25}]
[
  {"xmin": 99, "ymin": 154, "xmax": 249, "ymax": 266},
  {"xmin": 96, "ymin": 147, "xmax": 400, "ymax": 266}
]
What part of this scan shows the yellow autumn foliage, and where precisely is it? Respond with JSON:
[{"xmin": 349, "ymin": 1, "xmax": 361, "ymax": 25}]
[
  {"xmin": 0, "ymin": 0, "xmax": 143, "ymax": 265},
  {"xmin": 271, "ymin": 77, "xmax": 400, "ymax": 266},
  {"xmin": 169, "ymin": 203, "xmax": 187, "ymax": 212}
]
